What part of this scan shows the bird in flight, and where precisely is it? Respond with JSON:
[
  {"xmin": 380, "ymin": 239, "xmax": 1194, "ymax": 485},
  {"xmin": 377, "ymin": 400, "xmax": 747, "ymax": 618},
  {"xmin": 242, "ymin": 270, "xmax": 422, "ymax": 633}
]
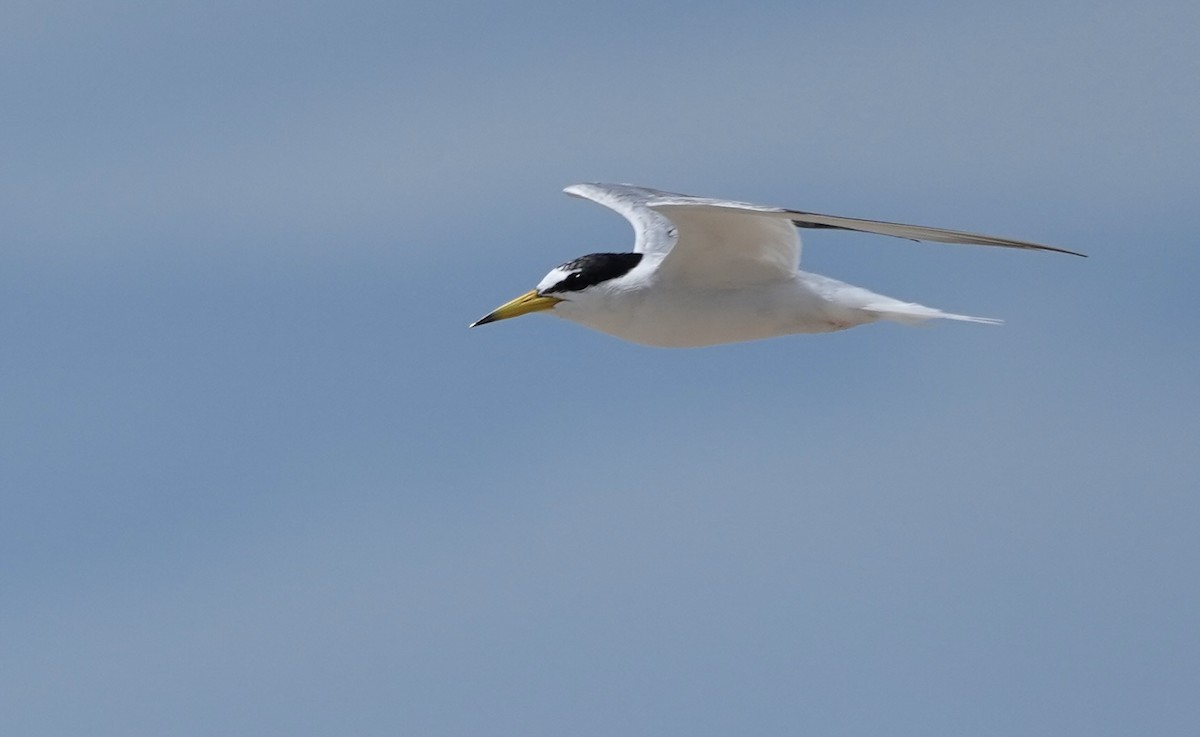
[{"xmin": 471, "ymin": 183, "xmax": 1083, "ymax": 348}]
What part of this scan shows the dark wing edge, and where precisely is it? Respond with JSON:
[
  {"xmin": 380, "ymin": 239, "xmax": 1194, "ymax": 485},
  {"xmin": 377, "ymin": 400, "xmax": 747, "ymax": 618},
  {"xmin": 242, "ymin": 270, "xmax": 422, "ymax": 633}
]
[{"xmin": 787, "ymin": 211, "xmax": 1086, "ymax": 257}]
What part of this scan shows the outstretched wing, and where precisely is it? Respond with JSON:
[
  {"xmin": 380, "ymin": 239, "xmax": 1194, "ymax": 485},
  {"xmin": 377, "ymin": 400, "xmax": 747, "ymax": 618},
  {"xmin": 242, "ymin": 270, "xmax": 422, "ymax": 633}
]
[{"xmin": 565, "ymin": 183, "xmax": 1084, "ymax": 289}]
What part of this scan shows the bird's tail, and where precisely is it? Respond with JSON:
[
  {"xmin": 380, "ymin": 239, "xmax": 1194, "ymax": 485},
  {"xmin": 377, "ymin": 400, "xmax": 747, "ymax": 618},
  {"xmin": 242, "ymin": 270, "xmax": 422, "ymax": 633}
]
[{"xmin": 862, "ymin": 301, "xmax": 1003, "ymax": 327}]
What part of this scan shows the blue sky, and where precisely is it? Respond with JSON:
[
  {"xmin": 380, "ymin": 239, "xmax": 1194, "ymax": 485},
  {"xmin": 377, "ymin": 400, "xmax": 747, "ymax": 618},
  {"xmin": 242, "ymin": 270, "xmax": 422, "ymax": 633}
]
[{"xmin": 3, "ymin": 1, "xmax": 1198, "ymax": 735}]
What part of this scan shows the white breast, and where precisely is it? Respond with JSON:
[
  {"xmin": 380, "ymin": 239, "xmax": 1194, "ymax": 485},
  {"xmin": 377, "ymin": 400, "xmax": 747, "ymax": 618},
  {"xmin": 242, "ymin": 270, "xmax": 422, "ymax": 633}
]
[{"xmin": 554, "ymin": 273, "xmax": 880, "ymax": 348}]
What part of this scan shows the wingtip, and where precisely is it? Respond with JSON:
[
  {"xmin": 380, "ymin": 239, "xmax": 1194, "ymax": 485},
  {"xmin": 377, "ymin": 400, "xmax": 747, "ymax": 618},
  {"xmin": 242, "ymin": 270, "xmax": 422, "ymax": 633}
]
[{"xmin": 1038, "ymin": 244, "xmax": 1088, "ymax": 258}]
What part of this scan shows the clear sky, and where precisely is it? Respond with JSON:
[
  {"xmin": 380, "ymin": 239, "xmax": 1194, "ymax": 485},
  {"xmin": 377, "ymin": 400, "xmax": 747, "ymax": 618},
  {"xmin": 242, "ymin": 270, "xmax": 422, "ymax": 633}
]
[{"xmin": 3, "ymin": 1, "xmax": 1198, "ymax": 735}]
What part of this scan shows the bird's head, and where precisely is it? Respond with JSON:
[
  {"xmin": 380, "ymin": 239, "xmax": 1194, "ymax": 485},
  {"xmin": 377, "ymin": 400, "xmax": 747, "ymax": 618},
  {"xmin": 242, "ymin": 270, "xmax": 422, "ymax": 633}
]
[{"xmin": 470, "ymin": 252, "xmax": 644, "ymax": 327}]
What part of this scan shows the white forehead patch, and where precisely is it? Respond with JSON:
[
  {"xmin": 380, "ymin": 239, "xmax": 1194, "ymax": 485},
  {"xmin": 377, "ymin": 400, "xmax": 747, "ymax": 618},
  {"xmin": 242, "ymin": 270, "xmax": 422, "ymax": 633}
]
[{"xmin": 536, "ymin": 266, "xmax": 578, "ymax": 293}]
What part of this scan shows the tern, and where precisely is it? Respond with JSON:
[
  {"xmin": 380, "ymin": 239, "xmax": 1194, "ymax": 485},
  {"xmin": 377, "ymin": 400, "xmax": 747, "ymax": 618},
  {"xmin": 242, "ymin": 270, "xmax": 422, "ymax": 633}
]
[{"xmin": 471, "ymin": 183, "xmax": 1083, "ymax": 348}]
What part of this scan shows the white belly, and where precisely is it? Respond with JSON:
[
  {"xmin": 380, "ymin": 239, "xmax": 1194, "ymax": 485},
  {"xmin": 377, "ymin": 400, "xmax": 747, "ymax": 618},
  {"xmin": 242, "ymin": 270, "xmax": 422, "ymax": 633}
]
[{"xmin": 555, "ymin": 272, "xmax": 884, "ymax": 348}]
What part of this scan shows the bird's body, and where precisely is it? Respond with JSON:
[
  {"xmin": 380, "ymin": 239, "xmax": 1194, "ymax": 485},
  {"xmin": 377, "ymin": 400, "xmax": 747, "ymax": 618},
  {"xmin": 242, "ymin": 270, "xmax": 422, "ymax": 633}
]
[
  {"xmin": 472, "ymin": 184, "xmax": 1082, "ymax": 348},
  {"xmin": 554, "ymin": 266, "xmax": 953, "ymax": 348}
]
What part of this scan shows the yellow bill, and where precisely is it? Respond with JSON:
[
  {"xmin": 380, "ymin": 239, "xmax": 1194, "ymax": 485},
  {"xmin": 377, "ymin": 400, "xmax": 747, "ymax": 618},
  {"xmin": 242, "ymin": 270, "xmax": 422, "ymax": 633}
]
[{"xmin": 470, "ymin": 289, "xmax": 563, "ymax": 327}]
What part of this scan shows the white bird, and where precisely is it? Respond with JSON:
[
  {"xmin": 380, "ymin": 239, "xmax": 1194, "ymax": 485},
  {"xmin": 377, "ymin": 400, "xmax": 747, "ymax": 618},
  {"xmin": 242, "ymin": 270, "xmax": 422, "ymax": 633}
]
[{"xmin": 471, "ymin": 183, "xmax": 1083, "ymax": 348}]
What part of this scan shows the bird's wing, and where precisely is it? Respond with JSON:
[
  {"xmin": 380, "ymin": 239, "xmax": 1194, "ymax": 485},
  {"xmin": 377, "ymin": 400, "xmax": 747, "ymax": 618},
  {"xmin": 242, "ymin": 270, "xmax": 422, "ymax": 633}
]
[
  {"xmin": 562, "ymin": 183, "xmax": 679, "ymax": 256},
  {"xmin": 650, "ymin": 196, "xmax": 1085, "ymax": 257},
  {"xmin": 567, "ymin": 183, "xmax": 1084, "ymax": 289}
]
